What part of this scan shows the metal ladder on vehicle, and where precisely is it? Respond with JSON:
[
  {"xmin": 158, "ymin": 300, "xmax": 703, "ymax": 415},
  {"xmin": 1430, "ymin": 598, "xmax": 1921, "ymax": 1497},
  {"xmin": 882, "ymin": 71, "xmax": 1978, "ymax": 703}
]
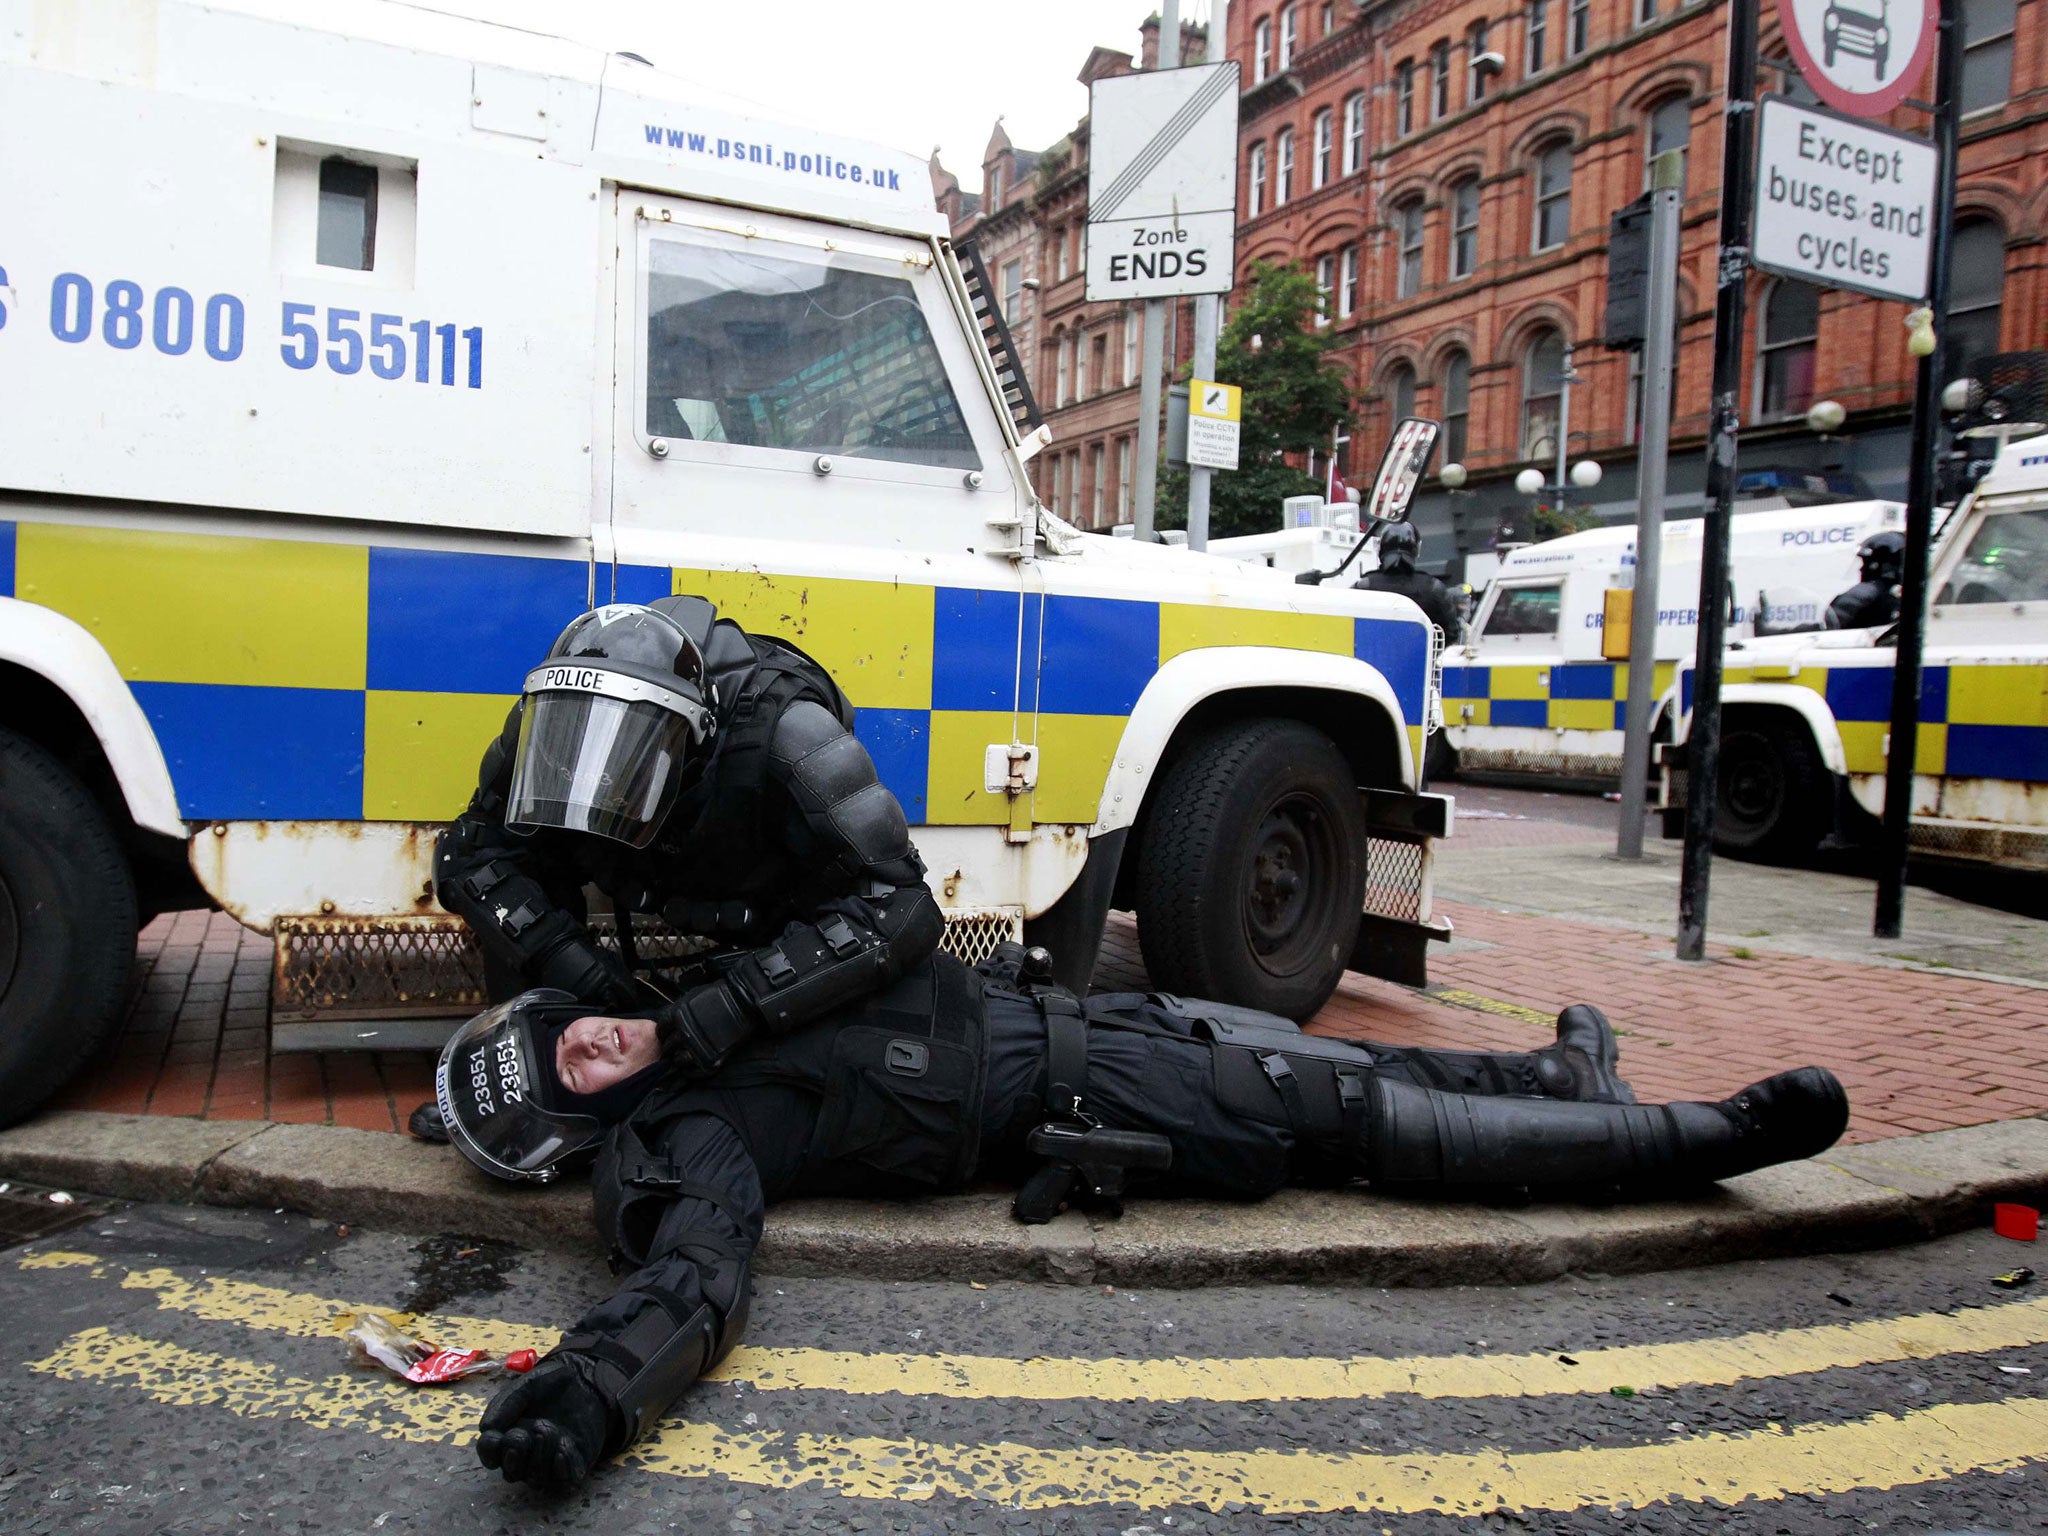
[{"xmin": 954, "ymin": 238, "xmax": 1043, "ymax": 438}]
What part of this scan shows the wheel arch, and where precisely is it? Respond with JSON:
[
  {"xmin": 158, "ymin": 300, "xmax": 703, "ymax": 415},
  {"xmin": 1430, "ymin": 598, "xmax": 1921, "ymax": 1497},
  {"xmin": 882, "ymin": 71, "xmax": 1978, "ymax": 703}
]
[
  {"xmin": 0, "ymin": 598, "xmax": 185, "ymax": 839},
  {"xmin": 1717, "ymin": 685, "xmax": 1848, "ymax": 776}
]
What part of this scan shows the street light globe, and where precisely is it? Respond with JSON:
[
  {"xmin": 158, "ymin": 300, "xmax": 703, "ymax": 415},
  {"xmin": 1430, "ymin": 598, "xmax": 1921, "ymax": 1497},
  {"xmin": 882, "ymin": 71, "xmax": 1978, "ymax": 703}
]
[
  {"xmin": 1439, "ymin": 461, "xmax": 1468, "ymax": 489},
  {"xmin": 1569, "ymin": 458, "xmax": 1603, "ymax": 488},
  {"xmin": 1805, "ymin": 399, "xmax": 1847, "ymax": 433},
  {"xmin": 1941, "ymin": 377, "xmax": 1979, "ymax": 414},
  {"xmin": 1514, "ymin": 467, "xmax": 1545, "ymax": 495}
]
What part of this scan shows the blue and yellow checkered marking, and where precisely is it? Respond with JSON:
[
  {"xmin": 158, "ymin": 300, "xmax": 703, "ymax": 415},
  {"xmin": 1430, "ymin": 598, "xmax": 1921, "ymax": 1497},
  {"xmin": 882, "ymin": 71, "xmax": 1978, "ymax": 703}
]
[
  {"xmin": 4, "ymin": 523, "xmax": 1436, "ymax": 827},
  {"xmin": 1443, "ymin": 661, "xmax": 1677, "ymax": 734}
]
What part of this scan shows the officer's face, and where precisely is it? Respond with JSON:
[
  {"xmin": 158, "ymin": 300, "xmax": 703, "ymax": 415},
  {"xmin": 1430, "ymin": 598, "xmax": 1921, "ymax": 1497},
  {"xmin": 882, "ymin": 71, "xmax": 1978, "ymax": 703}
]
[{"xmin": 556, "ymin": 1015, "xmax": 661, "ymax": 1095}]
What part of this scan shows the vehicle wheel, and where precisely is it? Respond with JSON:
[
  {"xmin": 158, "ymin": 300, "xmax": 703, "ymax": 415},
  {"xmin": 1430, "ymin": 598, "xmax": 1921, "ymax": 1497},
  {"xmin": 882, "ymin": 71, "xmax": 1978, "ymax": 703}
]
[
  {"xmin": 0, "ymin": 728, "xmax": 138, "ymax": 1127},
  {"xmin": 1714, "ymin": 720, "xmax": 1825, "ymax": 860},
  {"xmin": 1134, "ymin": 718, "xmax": 1367, "ymax": 1021}
]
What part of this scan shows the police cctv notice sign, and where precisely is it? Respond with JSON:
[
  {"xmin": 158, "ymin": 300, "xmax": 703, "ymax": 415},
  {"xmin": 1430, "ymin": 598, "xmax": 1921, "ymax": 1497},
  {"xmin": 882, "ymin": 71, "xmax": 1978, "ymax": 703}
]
[
  {"xmin": 1186, "ymin": 380, "xmax": 1241, "ymax": 471},
  {"xmin": 1085, "ymin": 62, "xmax": 1240, "ymax": 302},
  {"xmin": 1752, "ymin": 96, "xmax": 1936, "ymax": 304}
]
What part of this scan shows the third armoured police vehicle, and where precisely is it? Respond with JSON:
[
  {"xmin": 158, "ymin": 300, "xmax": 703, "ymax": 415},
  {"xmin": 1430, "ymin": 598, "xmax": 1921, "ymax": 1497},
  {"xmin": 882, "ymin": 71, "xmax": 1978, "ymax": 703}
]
[{"xmin": 0, "ymin": 0, "xmax": 1449, "ymax": 1123}]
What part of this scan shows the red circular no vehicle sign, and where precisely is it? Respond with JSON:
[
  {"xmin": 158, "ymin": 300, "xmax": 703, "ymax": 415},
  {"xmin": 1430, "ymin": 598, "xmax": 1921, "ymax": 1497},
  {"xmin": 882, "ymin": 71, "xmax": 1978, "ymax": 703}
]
[{"xmin": 1777, "ymin": 0, "xmax": 1938, "ymax": 117}]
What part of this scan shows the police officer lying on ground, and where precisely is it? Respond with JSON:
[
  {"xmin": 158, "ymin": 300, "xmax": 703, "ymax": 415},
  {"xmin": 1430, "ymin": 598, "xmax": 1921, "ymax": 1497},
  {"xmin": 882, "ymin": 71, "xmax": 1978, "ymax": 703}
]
[
  {"xmin": 439, "ymin": 964, "xmax": 1848, "ymax": 1490},
  {"xmin": 1824, "ymin": 531, "xmax": 1905, "ymax": 630},
  {"xmin": 410, "ymin": 594, "xmax": 942, "ymax": 1141},
  {"xmin": 1355, "ymin": 520, "xmax": 1464, "ymax": 644}
]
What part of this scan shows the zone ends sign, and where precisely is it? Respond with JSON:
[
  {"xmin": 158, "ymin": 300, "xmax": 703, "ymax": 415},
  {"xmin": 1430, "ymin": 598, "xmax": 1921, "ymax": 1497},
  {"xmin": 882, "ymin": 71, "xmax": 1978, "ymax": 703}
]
[
  {"xmin": 1085, "ymin": 62, "xmax": 1240, "ymax": 302},
  {"xmin": 1753, "ymin": 97, "xmax": 1936, "ymax": 303}
]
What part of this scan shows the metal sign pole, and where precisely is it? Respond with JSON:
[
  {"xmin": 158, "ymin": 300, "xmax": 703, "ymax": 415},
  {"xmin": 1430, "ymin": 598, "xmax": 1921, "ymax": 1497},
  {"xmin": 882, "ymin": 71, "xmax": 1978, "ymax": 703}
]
[
  {"xmin": 1130, "ymin": 0, "xmax": 1180, "ymax": 542},
  {"xmin": 1874, "ymin": 0, "xmax": 1965, "ymax": 938},
  {"xmin": 1184, "ymin": 0, "xmax": 1224, "ymax": 553},
  {"xmin": 1676, "ymin": 0, "xmax": 1760, "ymax": 960},
  {"xmin": 1616, "ymin": 150, "xmax": 1683, "ymax": 860}
]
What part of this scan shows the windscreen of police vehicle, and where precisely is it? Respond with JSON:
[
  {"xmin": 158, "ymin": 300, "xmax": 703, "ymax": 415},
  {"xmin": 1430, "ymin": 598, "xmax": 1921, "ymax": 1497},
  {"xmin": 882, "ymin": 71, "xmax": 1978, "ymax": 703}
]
[
  {"xmin": 1939, "ymin": 507, "xmax": 2048, "ymax": 604},
  {"xmin": 1481, "ymin": 582, "xmax": 1564, "ymax": 638},
  {"xmin": 645, "ymin": 233, "xmax": 979, "ymax": 470}
]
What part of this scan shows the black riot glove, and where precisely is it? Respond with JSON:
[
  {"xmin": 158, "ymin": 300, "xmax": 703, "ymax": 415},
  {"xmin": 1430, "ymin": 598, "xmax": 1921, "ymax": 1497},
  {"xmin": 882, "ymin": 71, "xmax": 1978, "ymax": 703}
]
[
  {"xmin": 649, "ymin": 981, "xmax": 754, "ymax": 1077},
  {"xmin": 475, "ymin": 1352, "xmax": 613, "ymax": 1489}
]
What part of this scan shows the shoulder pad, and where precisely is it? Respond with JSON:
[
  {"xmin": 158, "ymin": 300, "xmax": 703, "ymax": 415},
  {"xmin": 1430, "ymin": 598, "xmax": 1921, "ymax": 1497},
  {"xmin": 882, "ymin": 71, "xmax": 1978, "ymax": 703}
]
[{"xmin": 769, "ymin": 699, "xmax": 852, "ymax": 765}]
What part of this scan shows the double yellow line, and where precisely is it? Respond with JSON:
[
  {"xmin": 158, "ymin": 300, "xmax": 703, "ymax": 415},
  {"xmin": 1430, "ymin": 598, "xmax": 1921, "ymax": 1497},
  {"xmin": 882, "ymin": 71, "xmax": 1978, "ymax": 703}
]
[{"xmin": 22, "ymin": 1250, "xmax": 2048, "ymax": 1514}]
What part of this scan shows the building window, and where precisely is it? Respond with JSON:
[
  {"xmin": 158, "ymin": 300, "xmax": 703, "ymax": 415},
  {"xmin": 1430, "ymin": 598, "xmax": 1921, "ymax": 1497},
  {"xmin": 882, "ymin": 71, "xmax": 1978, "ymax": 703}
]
[
  {"xmin": 1468, "ymin": 21, "xmax": 1492, "ymax": 103},
  {"xmin": 1396, "ymin": 61, "xmax": 1415, "ymax": 136},
  {"xmin": 1646, "ymin": 97, "xmax": 1690, "ymax": 189},
  {"xmin": 1533, "ymin": 141, "xmax": 1572, "ymax": 251},
  {"xmin": 1049, "ymin": 452, "xmax": 1063, "ymax": 511},
  {"xmin": 1255, "ymin": 17, "xmax": 1273, "ymax": 81},
  {"xmin": 1123, "ymin": 304, "xmax": 1141, "ymax": 385},
  {"xmin": 990, "ymin": 164, "xmax": 1005, "ymax": 207},
  {"xmin": 1527, "ymin": 0, "xmax": 1550, "ymax": 72},
  {"xmin": 1315, "ymin": 253, "xmax": 1336, "ymax": 325},
  {"xmin": 1343, "ymin": 91, "xmax": 1367, "ymax": 174},
  {"xmin": 1430, "ymin": 40, "xmax": 1451, "ymax": 120},
  {"xmin": 1339, "ymin": 246, "xmax": 1359, "ymax": 316},
  {"xmin": 1569, "ymin": 0, "xmax": 1591, "ymax": 55},
  {"xmin": 1312, "ymin": 109, "xmax": 1334, "ymax": 188},
  {"xmin": 1074, "ymin": 327, "xmax": 1089, "ymax": 399},
  {"xmin": 1637, "ymin": 0, "xmax": 1658, "ymax": 24},
  {"xmin": 1522, "ymin": 329, "xmax": 1566, "ymax": 458},
  {"xmin": 316, "ymin": 157, "xmax": 378, "ymax": 271},
  {"xmin": 1947, "ymin": 218, "xmax": 2007, "ymax": 383},
  {"xmin": 1001, "ymin": 259, "xmax": 1022, "ymax": 323},
  {"xmin": 1321, "ymin": 0, "xmax": 1336, "ymax": 35},
  {"xmin": 1089, "ymin": 442, "xmax": 1105, "ymax": 527},
  {"xmin": 1757, "ymin": 279, "xmax": 1820, "ymax": 419},
  {"xmin": 1054, "ymin": 228, "xmax": 1069, "ymax": 282},
  {"xmin": 1117, "ymin": 437, "xmax": 1133, "ymax": 520},
  {"xmin": 1248, "ymin": 141, "xmax": 1267, "ymax": 213},
  {"xmin": 1276, "ymin": 128, "xmax": 1295, "ymax": 205},
  {"xmin": 1396, "ymin": 201, "xmax": 1425, "ymax": 298},
  {"xmin": 1279, "ymin": 3, "xmax": 1299, "ymax": 68},
  {"xmin": 1055, "ymin": 333, "xmax": 1070, "ymax": 407},
  {"xmin": 1067, "ymin": 450, "xmax": 1083, "ymax": 520},
  {"xmin": 1449, "ymin": 178, "xmax": 1480, "ymax": 278},
  {"xmin": 1091, "ymin": 333, "xmax": 1108, "ymax": 398},
  {"xmin": 1387, "ymin": 363, "xmax": 1418, "ymax": 422},
  {"xmin": 1963, "ymin": 0, "xmax": 2016, "ymax": 113},
  {"xmin": 1442, "ymin": 350, "xmax": 1471, "ymax": 464}
]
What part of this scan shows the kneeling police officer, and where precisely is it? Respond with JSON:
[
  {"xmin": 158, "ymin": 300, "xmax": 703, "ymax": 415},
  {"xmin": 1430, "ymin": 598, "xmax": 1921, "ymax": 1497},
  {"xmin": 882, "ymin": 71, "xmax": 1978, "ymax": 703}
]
[
  {"xmin": 1825, "ymin": 531, "xmax": 1906, "ymax": 630},
  {"xmin": 438, "ymin": 957, "xmax": 1848, "ymax": 1489}
]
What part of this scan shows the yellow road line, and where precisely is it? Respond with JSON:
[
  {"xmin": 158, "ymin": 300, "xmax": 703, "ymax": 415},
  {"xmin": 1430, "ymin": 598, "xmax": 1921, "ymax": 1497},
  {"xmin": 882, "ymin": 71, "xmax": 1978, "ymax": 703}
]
[
  {"xmin": 1428, "ymin": 988, "xmax": 1557, "ymax": 1029},
  {"xmin": 28, "ymin": 1249, "xmax": 2048, "ymax": 1406},
  {"xmin": 29, "ymin": 1326, "xmax": 2048, "ymax": 1515}
]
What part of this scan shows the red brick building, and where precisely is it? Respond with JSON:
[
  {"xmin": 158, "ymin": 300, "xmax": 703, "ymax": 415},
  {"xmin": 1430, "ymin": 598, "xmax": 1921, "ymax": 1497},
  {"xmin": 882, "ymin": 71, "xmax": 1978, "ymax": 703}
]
[
  {"xmin": 933, "ymin": 20, "xmax": 1207, "ymax": 530},
  {"xmin": 1226, "ymin": 0, "xmax": 2045, "ymax": 564}
]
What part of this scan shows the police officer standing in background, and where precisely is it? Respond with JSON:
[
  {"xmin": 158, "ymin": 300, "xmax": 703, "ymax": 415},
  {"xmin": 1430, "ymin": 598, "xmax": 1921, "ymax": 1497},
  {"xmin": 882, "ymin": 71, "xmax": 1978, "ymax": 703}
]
[
  {"xmin": 1824, "ymin": 531, "xmax": 1906, "ymax": 629},
  {"xmin": 1357, "ymin": 520, "xmax": 1464, "ymax": 644}
]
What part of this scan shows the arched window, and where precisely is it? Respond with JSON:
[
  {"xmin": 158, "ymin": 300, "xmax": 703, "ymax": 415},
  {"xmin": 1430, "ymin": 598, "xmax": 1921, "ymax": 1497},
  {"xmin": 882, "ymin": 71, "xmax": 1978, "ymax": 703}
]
[
  {"xmin": 1430, "ymin": 40, "xmax": 1452, "ymax": 120},
  {"xmin": 1526, "ymin": 0, "xmax": 1550, "ymax": 74},
  {"xmin": 1442, "ymin": 350, "xmax": 1472, "ymax": 464},
  {"xmin": 1522, "ymin": 328, "xmax": 1566, "ymax": 458},
  {"xmin": 1053, "ymin": 329, "xmax": 1071, "ymax": 408},
  {"xmin": 1339, "ymin": 246, "xmax": 1360, "ymax": 316},
  {"xmin": 1254, "ymin": 17, "xmax": 1274, "ymax": 82},
  {"xmin": 1449, "ymin": 178, "xmax": 1480, "ymax": 278},
  {"xmin": 1396, "ymin": 60, "xmax": 1416, "ymax": 135},
  {"xmin": 1248, "ymin": 142, "xmax": 1267, "ymax": 214},
  {"xmin": 1468, "ymin": 20, "xmax": 1493, "ymax": 103},
  {"xmin": 1315, "ymin": 252, "xmax": 1336, "ymax": 326},
  {"xmin": 1312, "ymin": 108, "xmax": 1334, "ymax": 188},
  {"xmin": 1386, "ymin": 362, "xmax": 1418, "ymax": 423},
  {"xmin": 1279, "ymin": 3, "xmax": 1300, "ymax": 69},
  {"xmin": 1275, "ymin": 128, "xmax": 1296, "ymax": 205},
  {"xmin": 1646, "ymin": 97, "xmax": 1689, "ymax": 189},
  {"xmin": 1947, "ymin": 218, "xmax": 2006, "ymax": 382},
  {"xmin": 1756, "ymin": 279, "xmax": 1820, "ymax": 419},
  {"xmin": 1396, "ymin": 200, "xmax": 1426, "ymax": 298},
  {"xmin": 1963, "ymin": 0, "xmax": 2016, "ymax": 113},
  {"xmin": 1533, "ymin": 141, "xmax": 1572, "ymax": 251},
  {"xmin": 1343, "ymin": 92, "xmax": 1367, "ymax": 174}
]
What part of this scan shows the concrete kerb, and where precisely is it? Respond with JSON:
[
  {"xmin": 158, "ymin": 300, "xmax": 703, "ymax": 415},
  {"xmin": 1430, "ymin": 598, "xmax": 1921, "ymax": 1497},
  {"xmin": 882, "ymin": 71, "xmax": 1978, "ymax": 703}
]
[{"xmin": 2, "ymin": 1110, "xmax": 2044, "ymax": 1287}]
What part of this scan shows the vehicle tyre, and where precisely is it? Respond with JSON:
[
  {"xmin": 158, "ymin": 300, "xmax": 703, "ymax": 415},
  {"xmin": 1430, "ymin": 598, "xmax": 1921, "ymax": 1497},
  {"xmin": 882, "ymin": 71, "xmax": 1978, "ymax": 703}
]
[
  {"xmin": 1714, "ymin": 719, "xmax": 1825, "ymax": 860},
  {"xmin": 1134, "ymin": 718, "xmax": 1367, "ymax": 1021},
  {"xmin": 0, "ymin": 728, "xmax": 138, "ymax": 1127},
  {"xmin": 1423, "ymin": 732, "xmax": 1457, "ymax": 784}
]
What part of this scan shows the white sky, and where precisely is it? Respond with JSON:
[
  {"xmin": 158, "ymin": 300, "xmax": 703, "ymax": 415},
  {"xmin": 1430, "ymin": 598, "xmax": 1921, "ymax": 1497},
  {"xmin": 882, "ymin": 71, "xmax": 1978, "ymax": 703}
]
[{"xmin": 425, "ymin": 0, "xmax": 1209, "ymax": 192}]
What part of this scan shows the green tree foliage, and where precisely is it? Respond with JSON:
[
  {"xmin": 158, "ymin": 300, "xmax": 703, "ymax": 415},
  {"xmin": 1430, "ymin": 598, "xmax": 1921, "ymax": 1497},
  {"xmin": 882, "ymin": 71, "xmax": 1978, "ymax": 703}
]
[{"xmin": 1157, "ymin": 262, "xmax": 1354, "ymax": 539}]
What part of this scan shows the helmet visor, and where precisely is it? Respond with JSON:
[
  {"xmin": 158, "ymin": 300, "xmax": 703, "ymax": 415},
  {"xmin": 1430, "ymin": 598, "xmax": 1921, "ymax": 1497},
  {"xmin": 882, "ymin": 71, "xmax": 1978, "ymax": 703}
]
[
  {"xmin": 435, "ymin": 995, "xmax": 605, "ymax": 1183},
  {"xmin": 506, "ymin": 668, "xmax": 704, "ymax": 848}
]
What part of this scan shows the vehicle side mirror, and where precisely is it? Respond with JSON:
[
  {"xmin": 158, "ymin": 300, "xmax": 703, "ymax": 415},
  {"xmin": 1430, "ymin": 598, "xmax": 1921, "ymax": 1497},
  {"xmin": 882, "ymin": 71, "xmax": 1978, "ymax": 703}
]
[{"xmin": 1362, "ymin": 417, "xmax": 1440, "ymax": 529}]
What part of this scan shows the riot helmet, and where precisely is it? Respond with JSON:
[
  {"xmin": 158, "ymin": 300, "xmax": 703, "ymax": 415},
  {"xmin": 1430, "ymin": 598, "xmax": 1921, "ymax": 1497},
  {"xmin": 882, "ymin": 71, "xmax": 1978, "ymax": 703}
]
[
  {"xmin": 435, "ymin": 990, "xmax": 666, "ymax": 1183},
  {"xmin": 1858, "ymin": 531, "xmax": 1906, "ymax": 585},
  {"xmin": 1377, "ymin": 520, "xmax": 1422, "ymax": 572},
  {"xmin": 506, "ymin": 603, "xmax": 718, "ymax": 848}
]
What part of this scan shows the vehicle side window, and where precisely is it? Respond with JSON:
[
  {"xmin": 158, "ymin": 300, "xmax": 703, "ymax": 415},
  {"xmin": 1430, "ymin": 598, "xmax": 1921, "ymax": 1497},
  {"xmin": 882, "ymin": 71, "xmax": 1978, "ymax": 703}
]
[
  {"xmin": 1939, "ymin": 507, "xmax": 2048, "ymax": 604},
  {"xmin": 1480, "ymin": 581, "xmax": 1564, "ymax": 637},
  {"xmin": 644, "ymin": 235, "xmax": 979, "ymax": 470}
]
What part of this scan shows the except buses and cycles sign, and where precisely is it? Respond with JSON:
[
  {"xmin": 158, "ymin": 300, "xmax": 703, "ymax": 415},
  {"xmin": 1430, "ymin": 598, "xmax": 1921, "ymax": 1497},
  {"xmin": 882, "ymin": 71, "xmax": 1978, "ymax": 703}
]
[
  {"xmin": 1776, "ymin": 0, "xmax": 1938, "ymax": 118},
  {"xmin": 1085, "ymin": 62, "xmax": 1240, "ymax": 302},
  {"xmin": 1752, "ymin": 95, "xmax": 1938, "ymax": 304}
]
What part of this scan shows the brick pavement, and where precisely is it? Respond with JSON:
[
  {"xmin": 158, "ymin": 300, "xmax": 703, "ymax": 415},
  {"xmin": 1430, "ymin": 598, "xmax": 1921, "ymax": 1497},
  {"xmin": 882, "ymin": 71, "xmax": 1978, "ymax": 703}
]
[{"xmin": 53, "ymin": 895, "xmax": 2048, "ymax": 1150}]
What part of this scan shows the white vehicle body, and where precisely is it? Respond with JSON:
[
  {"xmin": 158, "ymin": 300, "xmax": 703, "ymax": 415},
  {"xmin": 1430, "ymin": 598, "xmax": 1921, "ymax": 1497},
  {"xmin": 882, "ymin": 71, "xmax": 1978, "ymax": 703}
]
[
  {"xmin": 0, "ymin": 0, "xmax": 1447, "ymax": 1082},
  {"xmin": 1658, "ymin": 436, "xmax": 2048, "ymax": 868},
  {"xmin": 1439, "ymin": 501, "xmax": 1904, "ymax": 781}
]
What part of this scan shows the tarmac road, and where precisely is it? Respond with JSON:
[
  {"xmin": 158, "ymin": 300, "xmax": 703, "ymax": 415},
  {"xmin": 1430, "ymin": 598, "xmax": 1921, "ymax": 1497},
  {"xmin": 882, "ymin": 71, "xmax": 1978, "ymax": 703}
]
[{"xmin": 2, "ymin": 1192, "xmax": 2042, "ymax": 1534}]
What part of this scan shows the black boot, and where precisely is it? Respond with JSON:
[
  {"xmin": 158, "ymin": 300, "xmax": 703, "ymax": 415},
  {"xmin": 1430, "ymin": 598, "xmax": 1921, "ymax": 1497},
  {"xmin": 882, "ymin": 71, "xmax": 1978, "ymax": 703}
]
[
  {"xmin": 408, "ymin": 1101, "xmax": 450, "ymax": 1143},
  {"xmin": 1366, "ymin": 1066, "xmax": 1849, "ymax": 1196},
  {"xmin": 1375, "ymin": 1004, "xmax": 1636, "ymax": 1105}
]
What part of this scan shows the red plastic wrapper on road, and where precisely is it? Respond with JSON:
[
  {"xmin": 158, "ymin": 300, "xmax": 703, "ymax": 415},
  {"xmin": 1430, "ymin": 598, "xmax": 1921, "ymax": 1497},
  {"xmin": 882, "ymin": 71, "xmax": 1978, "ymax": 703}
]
[{"xmin": 343, "ymin": 1311, "xmax": 539, "ymax": 1385}]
